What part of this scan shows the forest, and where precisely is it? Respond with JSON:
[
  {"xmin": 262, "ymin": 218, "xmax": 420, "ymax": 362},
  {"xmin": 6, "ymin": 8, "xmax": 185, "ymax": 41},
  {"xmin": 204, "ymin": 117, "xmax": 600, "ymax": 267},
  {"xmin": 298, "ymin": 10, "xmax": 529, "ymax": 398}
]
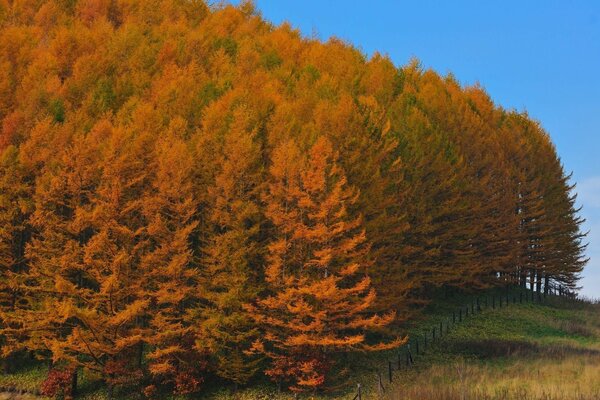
[{"xmin": 0, "ymin": 0, "xmax": 588, "ymax": 397}]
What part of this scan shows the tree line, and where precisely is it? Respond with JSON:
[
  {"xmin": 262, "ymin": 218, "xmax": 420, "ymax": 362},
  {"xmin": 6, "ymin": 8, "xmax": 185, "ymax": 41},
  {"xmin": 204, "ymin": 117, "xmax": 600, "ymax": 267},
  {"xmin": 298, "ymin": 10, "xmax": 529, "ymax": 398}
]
[{"xmin": 0, "ymin": 0, "xmax": 587, "ymax": 396}]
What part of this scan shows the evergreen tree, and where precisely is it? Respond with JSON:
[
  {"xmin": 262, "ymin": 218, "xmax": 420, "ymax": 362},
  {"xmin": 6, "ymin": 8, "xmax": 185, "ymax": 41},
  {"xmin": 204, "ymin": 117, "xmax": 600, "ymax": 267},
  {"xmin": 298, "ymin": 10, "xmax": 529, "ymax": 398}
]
[{"xmin": 247, "ymin": 137, "xmax": 398, "ymax": 392}]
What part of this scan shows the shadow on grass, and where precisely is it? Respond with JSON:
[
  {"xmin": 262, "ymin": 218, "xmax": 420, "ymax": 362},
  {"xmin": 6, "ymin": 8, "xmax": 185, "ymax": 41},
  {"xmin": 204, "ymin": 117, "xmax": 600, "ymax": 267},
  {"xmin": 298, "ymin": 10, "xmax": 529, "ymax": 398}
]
[{"xmin": 446, "ymin": 339, "xmax": 600, "ymax": 359}]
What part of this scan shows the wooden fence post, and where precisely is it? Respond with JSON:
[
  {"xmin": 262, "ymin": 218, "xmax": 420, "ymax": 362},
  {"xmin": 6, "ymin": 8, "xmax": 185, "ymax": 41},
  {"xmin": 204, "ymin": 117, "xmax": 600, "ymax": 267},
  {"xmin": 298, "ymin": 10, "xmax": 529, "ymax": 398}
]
[
  {"xmin": 388, "ymin": 361, "xmax": 393, "ymax": 383},
  {"xmin": 357, "ymin": 383, "xmax": 362, "ymax": 400},
  {"xmin": 72, "ymin": 367, "xmax": 78, "ymax": 397}
]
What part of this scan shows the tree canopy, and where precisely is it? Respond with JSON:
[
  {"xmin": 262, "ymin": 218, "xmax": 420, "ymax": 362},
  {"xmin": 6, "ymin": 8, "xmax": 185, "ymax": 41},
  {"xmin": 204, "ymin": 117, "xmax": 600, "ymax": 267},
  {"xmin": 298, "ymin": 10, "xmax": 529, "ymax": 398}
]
[{"xmin": 0, "ymin": 0, "xmax": 587, "ymax": 395}]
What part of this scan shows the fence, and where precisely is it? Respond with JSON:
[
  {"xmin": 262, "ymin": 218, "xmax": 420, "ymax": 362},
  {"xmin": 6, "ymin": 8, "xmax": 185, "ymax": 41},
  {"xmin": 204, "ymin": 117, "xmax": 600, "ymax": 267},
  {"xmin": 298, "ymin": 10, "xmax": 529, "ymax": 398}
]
[{"xmin": 350, "ymin": 285, "xmax": 572, "ymax": 400}]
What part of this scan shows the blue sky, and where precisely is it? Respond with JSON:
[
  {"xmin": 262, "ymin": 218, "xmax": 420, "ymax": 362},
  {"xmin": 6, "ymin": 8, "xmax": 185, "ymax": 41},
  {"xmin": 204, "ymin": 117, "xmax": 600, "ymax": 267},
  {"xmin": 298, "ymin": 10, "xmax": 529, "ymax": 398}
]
[{"xmin": 236, "ymin": 0, "xmax": 600, "ymax": 297}]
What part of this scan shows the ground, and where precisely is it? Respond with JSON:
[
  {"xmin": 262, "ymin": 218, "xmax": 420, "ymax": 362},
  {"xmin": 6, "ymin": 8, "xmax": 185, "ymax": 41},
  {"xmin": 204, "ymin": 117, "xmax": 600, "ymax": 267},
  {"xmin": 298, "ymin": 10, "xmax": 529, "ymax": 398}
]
[
  {"xmin": 1, "ymin": 290, "xmax": 598, "ymax": 399},
  {"xmin": 387, "ymin": 294, "xmax": 600, "ymax": 400}
]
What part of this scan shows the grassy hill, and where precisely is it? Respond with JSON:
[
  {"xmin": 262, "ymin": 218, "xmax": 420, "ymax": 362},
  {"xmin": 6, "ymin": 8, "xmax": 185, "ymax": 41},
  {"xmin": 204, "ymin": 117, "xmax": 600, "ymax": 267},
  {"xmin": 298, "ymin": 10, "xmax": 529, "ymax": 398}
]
[
  {"xmin": 179, "ymin": 290, "xmax": 600, "ymax": 400},
  {"xmin": 1, "ymin": 291, "xmax": 598, "ymax": 400},
  {"xmin": 386, "ymin": 294, "xmax": 600, "ymax": 400}
]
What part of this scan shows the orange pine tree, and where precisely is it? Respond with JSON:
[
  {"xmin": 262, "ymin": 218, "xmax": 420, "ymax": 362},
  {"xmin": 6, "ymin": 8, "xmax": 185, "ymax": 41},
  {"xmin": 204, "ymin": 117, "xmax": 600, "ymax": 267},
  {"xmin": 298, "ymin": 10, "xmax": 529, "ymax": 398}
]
[
  {"xmin": 0, "ymin": 145, "xmax": 33, "ymax": 371},
  {"xmin": 247, "ymin": 137, "xmax": 399, "ymax": 392},
  {"xmin": 140, "ymin": 133, "xmax": 204, "ymax": 395},
  {"xmin": 198, "ymin": 106, "xmax": 263, "ymax": 387}
]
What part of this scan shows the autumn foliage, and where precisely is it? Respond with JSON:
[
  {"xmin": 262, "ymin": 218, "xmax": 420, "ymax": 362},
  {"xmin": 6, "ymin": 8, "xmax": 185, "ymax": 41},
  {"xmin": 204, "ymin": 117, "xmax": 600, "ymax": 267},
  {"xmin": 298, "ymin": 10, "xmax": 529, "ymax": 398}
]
[{"xmin": 0, "ymin": 0, "xmax": 587, "ymax": 396}]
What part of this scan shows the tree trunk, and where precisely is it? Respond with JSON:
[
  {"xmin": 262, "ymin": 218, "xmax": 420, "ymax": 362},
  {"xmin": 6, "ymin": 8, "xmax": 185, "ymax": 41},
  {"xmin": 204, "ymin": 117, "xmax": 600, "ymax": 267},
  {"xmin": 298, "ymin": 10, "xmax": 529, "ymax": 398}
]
[
  {"xmin": 1, "ymin": 355, "xmax": 9, "ymax": 374},
  {"xmin": 137, "ymin": 341, "xmax": 144, "ymax": 368},
  {"xmin": 70, "ymin": 368, "xmax": 78, "ymax": 397},
  {"xmin": 529, "ymin": 270, "xmax": 536, "ymax": 291},
  {"xmin": 520, "ymin": 269, "xmax": 527, "ymax": 288}
]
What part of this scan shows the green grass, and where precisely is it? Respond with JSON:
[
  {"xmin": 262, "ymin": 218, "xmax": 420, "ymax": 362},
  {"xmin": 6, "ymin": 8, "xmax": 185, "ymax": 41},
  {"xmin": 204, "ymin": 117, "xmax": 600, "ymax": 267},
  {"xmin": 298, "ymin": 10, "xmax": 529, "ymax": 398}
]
[
  {"xmin": 0, "ymin": 363, "xmax": 47, "ymax": 394},
  {"xmin": 386, "ymin": 295, "xmax": 600, "ymax": 400},
  {"xmin": 1, "ymin": 290, "xmax": 597, "ymax": 399},
  {"xmin": 206, "ymin": 289, "xmax": 599, "ymax": 399}
]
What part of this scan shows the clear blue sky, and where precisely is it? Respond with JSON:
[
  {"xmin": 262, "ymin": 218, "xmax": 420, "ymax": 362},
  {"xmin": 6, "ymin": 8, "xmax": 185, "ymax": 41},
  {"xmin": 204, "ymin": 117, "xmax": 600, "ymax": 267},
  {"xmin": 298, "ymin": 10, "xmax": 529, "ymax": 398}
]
[{"xmin": 235, "ymin": 0, "xmax": 600, "ymax": 298}]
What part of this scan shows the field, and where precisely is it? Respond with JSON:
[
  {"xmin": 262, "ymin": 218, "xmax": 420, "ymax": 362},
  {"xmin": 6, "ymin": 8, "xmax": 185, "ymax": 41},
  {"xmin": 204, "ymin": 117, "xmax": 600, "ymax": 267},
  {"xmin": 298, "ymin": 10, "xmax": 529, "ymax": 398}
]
[
  {"xmin": 1, "ymin": 291, "xmax": 598, "ymax": 400},
  {"xmin": 387, "ymin": 295, "xmax": 600, "ymax": 400}
]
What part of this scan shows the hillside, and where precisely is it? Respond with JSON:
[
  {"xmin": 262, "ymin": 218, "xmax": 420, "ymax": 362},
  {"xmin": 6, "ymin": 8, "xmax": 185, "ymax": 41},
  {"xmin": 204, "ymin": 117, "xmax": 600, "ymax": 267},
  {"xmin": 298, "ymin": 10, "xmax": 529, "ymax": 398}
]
[
  {"xmin": 386, "ymin": 295, "xmax": 600, "ymax": 400},
  {"xmin": 2, "ymin": 291, "xmax": 598, "ymax": 399},
  {"xmin": 168, "ymin": 292, "xmax": 600, "ymax": 399},
  {"xmin": 208, "ymin": 291, "xmax": 600, "ymax": 400}
]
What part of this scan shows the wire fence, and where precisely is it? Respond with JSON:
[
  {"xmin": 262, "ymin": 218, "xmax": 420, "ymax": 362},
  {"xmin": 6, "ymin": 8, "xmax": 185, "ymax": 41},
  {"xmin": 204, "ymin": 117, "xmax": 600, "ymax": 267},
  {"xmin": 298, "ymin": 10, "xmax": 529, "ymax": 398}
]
[{"xmin": 350, "ymin": 284, "xmax": 576, "ymax": 400}]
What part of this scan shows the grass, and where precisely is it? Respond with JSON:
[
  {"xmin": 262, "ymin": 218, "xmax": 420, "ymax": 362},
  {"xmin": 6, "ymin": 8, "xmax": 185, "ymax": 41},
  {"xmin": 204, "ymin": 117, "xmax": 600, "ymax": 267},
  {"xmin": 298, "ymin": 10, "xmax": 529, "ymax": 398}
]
[
  {"xmin": 0, "ymin": 363, "xmax": 47, "ymax": 394},
  {"xmin": 1, "ymin": 291, "xmax": 598, "ymax": 399},
  {"xmin": 386, "ymin": 295, "xmax": 600, "ymax": 400},
  {"xmin": 389, "ymin": 354, "xmax": 600, "ymax": 400},
  {"xmin": 185, "ymin": 290, "xmax": 600, "ymax": 400}
]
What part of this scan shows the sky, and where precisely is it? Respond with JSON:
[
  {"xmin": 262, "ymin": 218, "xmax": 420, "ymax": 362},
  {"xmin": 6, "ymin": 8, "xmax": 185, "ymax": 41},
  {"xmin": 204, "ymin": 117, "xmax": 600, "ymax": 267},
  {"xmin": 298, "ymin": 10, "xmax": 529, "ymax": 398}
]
[{"xmin": 233, "ymin": 0, "xmax": 600, "ymax": 298}]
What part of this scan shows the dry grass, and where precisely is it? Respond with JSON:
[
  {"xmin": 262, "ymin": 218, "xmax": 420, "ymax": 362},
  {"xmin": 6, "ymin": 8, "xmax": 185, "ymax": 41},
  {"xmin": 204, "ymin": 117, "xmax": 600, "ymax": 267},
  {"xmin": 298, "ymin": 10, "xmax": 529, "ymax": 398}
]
[
  {"xmin": 389, "ymin": 352, "xmax": 600, "ymax": 400},
  {"xmin": 387, "ymin": 299, "xmax": 600, "ymax": 400}
]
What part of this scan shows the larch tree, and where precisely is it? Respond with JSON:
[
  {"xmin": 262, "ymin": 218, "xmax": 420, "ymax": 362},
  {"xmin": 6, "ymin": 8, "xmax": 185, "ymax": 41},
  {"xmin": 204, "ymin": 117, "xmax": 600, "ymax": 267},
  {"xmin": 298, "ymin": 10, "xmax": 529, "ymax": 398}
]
[
  {"xmin": 198, "ymin": 106, "xmax": 263, "ymax": 387},
  {"xmin": 10, "ymin": 120, "xmax": 154, "ymax": 395},
  {"xmin": 247, "ymin": 137, "xmax": 399, "ymax": 392},
  {"xmin": 0, "ymin": 145, "xmax": 33, "ymax": 370},
  {"xmin": 0, "ymin": 0, "xmax": 589, "ymax": 394},
  {"xmin": 140, "ymin": 132, "xmax": 204, "ymax": 396}
]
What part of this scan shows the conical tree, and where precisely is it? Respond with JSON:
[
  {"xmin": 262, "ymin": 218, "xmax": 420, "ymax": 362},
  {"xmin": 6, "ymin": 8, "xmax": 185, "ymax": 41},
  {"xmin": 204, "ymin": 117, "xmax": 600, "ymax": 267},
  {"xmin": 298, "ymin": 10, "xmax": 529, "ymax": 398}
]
[
  {"xmin": 198, "ymin": 106, "xmax": 263, "ymax": 387},
  {"xmin": 247, "ymin": 136, "xmax": 398, "ymax": 392},
  {"xmin": 0, "ymin": 145, "xmax": 33, "ymax": 370},
  {"xmin": 9, "ymin": 121, "xmax": 153, "ymax": 392},
  {"xmin": 141, "ymin": 132, "xmax": 205, "ymax": 395}
]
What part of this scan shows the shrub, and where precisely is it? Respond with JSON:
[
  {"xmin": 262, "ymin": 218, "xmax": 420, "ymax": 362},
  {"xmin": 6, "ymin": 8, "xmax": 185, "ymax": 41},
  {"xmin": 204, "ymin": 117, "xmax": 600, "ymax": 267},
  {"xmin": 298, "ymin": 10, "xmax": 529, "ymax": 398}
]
[{"xmin": 41, "ymin": 367, "xmax": 74, "ymax": 399}]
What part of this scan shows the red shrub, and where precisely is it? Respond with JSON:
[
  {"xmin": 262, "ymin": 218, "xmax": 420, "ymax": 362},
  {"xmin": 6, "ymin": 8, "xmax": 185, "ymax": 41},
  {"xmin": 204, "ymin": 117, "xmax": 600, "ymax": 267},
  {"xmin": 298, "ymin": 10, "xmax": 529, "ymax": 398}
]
[{"xmin": 40, "ymin": 367, "xmax": 74, "ymax": 399}]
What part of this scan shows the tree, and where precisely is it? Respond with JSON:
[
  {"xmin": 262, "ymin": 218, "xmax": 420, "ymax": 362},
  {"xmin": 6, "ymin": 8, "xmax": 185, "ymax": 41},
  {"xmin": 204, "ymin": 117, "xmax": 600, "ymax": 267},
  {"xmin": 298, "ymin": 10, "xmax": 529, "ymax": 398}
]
[
  {"xmin": 198, "ymin": 106, "xmax": 263, "ymax": 387},
  {"xmin": 141, "ymin": 133, "xmax": 204, "ymax": 395},
  {"xmin": 0, "ymin": 0, "xmax": 588, "ymax": 393},
  {"xmin": 247, "ymin": 137, "xmax": 398, "ymax": 392},
  {"xmin": 7, "ymin": 121, "xmax": 153, "ymax": 394},
  {"xmin": 0, "ymin": 145, "xmax": 33, "ymax": 370}
]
